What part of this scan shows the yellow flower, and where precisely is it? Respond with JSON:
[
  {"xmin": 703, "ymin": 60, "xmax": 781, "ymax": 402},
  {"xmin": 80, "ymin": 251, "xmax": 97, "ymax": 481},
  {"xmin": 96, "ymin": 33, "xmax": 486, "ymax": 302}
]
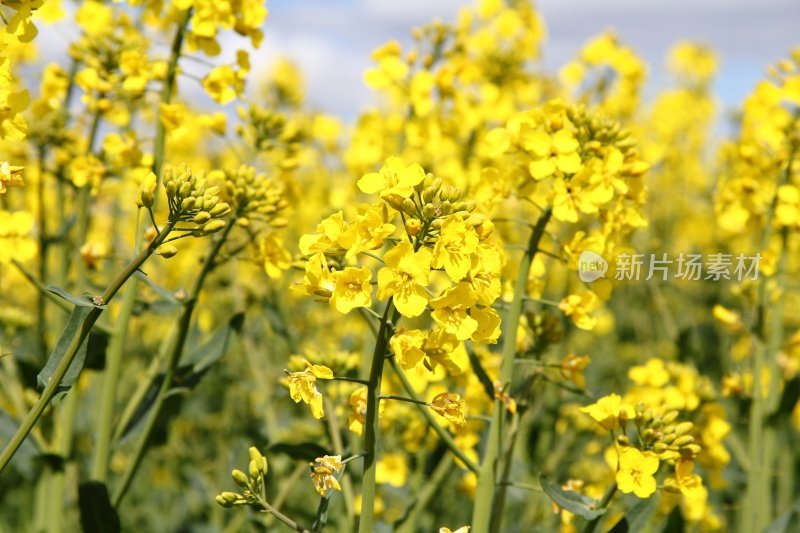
[
  {"xmin": 580, "ymin": 393, "xmax": 635, "ymax": 431},
  {"xmin": 377, "ymin": 240, "xmax": 432, "ymax": 317},
  {"xmin": 389, "ymin": 329, "xmax": 427, "ymax": 370},
  {"xmin": 560, "ymin": 353, "xmax": 591, "ymax": 389},
  {"xmin": 0, "ymin": 162, "xmax": 24, "ymax": 193},
  {"xmin": 203, "ymin": 65, "xmax": 241, "ymax": 104},
  {"xmin": 558, "ymin": 291, "xmax": 598, "ymax": 330},
  {"xmin": 0, "ymin": 210, "xmax": 37, "ymax": 263},
  {"xmin": 291, "ymin": 253, "xmax": 335, "ymax": 301},
  {"xmin": 348, "ymin": 387, "xmax": 368, "ymax": 435},
  {"xmin": 330, "ymin": 266, "xmax": 372, "ymax": 314},
  {"xmin": 430, "ymin": 392, "xmax": 466, "ymax": 427},
  {"xmin": 338, "ymin": 204, "xmax": 396, "ymax": 259},
  {"xmin": 260, "ymin": 232, "xmax": 292, "ymax": 279},
  {"xmin": 628, "ymin": 358, "xmax": 670, "ymax": 387},
  {"xmin": 439, "ymin": 527, "xmax": 470, "ymax": 533},
  {"xmin": 0, "ymin": 57, "xmax": 29, "ymax": 141},
  {"xmin": 430, "ymin": 283, "xmax": 478, "ymax": 341},
  {"xmin": 433, "ymin": 214, "xmax": 479, "ymax": 282},
  {"xmin": 469, "ymin": 306, "xmax": 501, "ymax": 343},
  {"xmin": 310, "ymin": 455, "xmax": 343, "ymax": 495},
  {"xmin": 616, "ymin": 448, "xmax": 659, "ymax": 498},
  {"xmin": 285, "ymin": 360, "xmax": 334, "ymax": 419},
  {"xmin": 376, "ymin": 453, "xmax": 408, "ymax": 487},
  {"xmin": 357, "ymin": 156, "xmax": 425, "ymax": 200},
  {"xmin": 664, "ymin": 459, "xmax": 704, "ymax": 499},
  {"xmin": 524, "ymin": 128, "xmax": 582, "ymax": 180}
]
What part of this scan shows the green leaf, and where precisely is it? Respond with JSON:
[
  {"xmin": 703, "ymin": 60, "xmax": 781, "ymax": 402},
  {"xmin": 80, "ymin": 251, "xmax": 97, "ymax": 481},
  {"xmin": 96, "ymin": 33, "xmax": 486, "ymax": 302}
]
[
  {"xmin": 78, "ymin": 481, "xmax": 120, "ymax": 533},
  {"xmin": 37, "ymin": 306, "xmax": 92, "ymax": 400},
  {"xmin": 539, "ymin": 474, "xmax": 606, "ymax": 520},
  {"xmin": 133, "ymin": 270, "xmax": 180, "ymax": 304},
  {"xmin": 765, "ymin": 499, "xmax": 800, "ymax": 533},
  {"xmin": 174, "ymin": 312, "xmax": 245, "ymax": 389},
  {"xmin": 117, "ymin": 313, "xmax": 244, "ymax": 439},
  {"xmin": 624, "ymin": 491, "xmax": 659, "ymax": 530},
  {"xmin": 46, "ymin": 285, "xmax": 107, "ymax": 309}
]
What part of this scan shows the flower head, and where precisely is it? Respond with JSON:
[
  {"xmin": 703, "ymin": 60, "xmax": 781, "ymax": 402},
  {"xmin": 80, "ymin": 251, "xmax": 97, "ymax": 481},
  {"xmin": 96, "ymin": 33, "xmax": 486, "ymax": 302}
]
[
  {"xmin": 311, "ymin": 455, "xmax": 343, "ymax": 495},
  {"xmin": 616, "ymin": 448, "xmax": 659, "ymax": 498}
]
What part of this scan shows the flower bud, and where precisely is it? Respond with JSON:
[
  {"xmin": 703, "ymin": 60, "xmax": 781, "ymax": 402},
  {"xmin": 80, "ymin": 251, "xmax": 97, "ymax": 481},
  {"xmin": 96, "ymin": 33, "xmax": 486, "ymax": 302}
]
[
  {"xmin": 405, "ymin": 218, "xmax": 422, "ymax": 236},
  {"xmin": 249, "ymin": 447, "xmax": 268, "ymax": 475},
  {"xmin": 193, "ymin": 212, "xmax": 211, "ymax": 225},
  {"xmin": 156, "ymin": 244, "xmax": 178, "ymax": 258},
  {"xmin": 231, "ymin": 469, "xmax": 249, "ymax": 489},
  {"xmin": 203, "ymin": 219, "xmax": 227, "ymax": 234},
  {"xmin": 672, "ymin": 435, "xmax": 694, "ymax": 447},
  {"xmin": 178, "ymin": 182, "xmax": 192, "ymax": 199},
  {"xmin": 402, "ymin": 197, "xmax": 417, "ymax": 216},
  {"xmin": 210, "ymin": 203, "xmax": 231, "ymax": 217}
]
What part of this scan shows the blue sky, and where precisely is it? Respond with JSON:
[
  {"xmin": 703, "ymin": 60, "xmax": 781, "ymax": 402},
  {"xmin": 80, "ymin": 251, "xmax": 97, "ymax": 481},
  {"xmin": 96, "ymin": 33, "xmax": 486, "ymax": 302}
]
[
  {"xmin": 32, "ymin": 0, "xmax": 800, "ymax": 123},
  {"xmin": 255, "ymin": 0, "xmax": 799, "ymax": 120}
]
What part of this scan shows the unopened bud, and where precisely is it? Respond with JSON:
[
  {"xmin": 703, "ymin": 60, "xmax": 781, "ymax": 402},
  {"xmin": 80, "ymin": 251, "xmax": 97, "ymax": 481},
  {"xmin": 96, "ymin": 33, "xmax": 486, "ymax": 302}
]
[
  {"xmin": 156, "ymin": 245, "xmax": 178, "ymax": 258},
  {"xmin": 193, "ymin": 212, "xmax": 211, "ymax": 224},
  {"xmin": 203, "ymin": 219, "xmax": 227, "ymax": 234},
  {"xmin": 231, "ymin": 469, "xmax": 249, "ymax": 489},
  {"xmin": 405, "ymin": 218, "xmax": 422, "ymax": 236}
]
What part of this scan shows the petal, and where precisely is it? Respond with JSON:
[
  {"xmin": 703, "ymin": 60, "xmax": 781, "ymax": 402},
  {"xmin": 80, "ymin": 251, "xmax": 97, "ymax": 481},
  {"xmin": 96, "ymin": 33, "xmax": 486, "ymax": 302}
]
[{"xmin": 529, "ymin": 158, "xmax": 556, "ymax": 180}]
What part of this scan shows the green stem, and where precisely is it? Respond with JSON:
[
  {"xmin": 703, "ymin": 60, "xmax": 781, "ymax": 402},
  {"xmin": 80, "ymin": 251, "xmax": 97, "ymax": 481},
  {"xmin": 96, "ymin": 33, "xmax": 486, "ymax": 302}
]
[
  {"xmin": 389, "ymin": 358, "xmax": 480, "ymax": 474},
  {"xmin": 322, "ymin": 395, "xmax": 356, "ymax": 527},
  {"xmin": 254, "ymin": 494, "xmax": 311, "ymax": 533},
  {"xmin": 36, "ymin": 146, "xmax": 48, "ymax": 358},
  {"xmin": 0, "ymin": 222, "xmax": 175, "ymax": 476},
  {"xmin": 744, "ymin": 136, "xmax": 795, "ymax": 532},
  {"xmin": 112, "ymin": 220, "xmax": 235, "ymax": 506},
  {"xmin": 471, "ymin": 208, "xmax": 552, "ymax": 532},
  {"xmin": 357, "ymin": 300, "xmax": 395, "ymax": 533},
  {"xmin": 582, "ymin": 481, "xmax": 617, "ymax": 533},
  {"xmin": 152, "ymin": 8, "xmax": 191, "ymax": 181},
  {"xmin": 90, "ymin": 210, "xmax": 144, "ymax": 482}
]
